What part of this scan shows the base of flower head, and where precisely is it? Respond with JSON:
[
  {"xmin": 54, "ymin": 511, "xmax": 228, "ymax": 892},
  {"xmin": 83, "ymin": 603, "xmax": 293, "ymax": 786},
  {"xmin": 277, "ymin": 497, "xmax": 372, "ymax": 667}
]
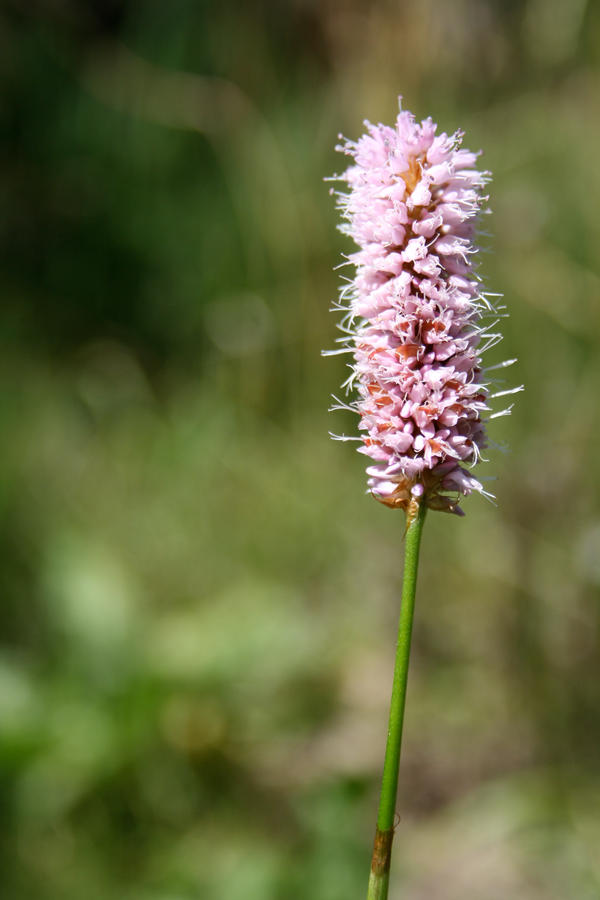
[{"xmin": 369, "ymin": 462, "xmax": 488, "ymax": 517}]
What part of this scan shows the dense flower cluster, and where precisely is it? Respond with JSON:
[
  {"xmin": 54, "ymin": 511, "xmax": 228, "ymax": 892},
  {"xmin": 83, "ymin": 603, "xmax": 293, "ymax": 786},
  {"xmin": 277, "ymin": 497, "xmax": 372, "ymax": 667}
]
[{"xmin": 328, "ymin": 101, "xmax": 517, "ymax": 514}]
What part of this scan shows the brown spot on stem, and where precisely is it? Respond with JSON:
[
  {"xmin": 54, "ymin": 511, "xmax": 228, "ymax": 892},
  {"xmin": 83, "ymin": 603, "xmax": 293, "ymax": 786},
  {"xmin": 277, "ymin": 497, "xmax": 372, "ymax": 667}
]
[
  {"xmin": 371, "ymin": 827, "xmax": 394, "ymax": 876},
  {"xmin": 405, "ymin": 494, "xmax": 421, "ymax": 527}
]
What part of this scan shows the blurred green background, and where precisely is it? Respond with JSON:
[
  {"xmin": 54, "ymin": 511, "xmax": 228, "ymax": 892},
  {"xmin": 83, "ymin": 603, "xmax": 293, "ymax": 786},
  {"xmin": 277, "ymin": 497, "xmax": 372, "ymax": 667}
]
[{"xmin": 2, "ymin": 1, "xmax": 600, "ymax": 898}]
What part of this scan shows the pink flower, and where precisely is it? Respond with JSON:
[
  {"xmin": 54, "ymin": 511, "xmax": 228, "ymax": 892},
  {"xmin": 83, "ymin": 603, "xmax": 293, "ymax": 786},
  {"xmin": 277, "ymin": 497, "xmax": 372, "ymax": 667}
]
[{"xmin": 327, "ymin": 100, "xmax": 519, "ymax": 514}]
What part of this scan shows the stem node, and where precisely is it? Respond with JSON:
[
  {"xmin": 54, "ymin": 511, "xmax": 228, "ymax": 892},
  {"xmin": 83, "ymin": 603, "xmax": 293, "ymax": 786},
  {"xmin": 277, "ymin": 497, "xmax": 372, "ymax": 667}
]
[{"xmin": 371, "ymin": 827, "xmax": 394, "ymax": 876}]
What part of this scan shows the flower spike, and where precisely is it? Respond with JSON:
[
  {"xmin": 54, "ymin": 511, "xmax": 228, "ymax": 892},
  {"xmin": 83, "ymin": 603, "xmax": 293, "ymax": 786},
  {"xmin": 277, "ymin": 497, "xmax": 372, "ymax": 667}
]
[{"xmin": 328, "ymin": 99, "xmax": 518, "ymax": 514}]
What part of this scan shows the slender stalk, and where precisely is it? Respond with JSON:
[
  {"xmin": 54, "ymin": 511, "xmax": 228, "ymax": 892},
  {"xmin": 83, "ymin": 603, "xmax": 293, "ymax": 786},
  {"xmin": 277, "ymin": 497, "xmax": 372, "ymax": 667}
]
[{"xmin": 367, "ymin": 498, "xmax": 427, "ymax": 900}]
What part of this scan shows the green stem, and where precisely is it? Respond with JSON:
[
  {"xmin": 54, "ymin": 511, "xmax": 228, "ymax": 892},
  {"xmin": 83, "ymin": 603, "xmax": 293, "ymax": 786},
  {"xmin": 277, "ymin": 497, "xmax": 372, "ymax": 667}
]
[{"xmin": 367, "ymin": 499, "xmax": 427, "ymax": 900}]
